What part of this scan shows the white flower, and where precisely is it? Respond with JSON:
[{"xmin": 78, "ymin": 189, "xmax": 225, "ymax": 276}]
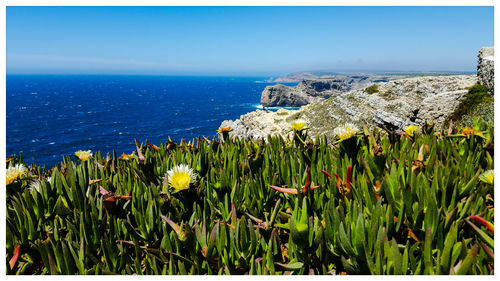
[
  {"xmin": 6, "ymin": 164, "xmax": 28, "ymax": 185},
  {"xmin": 333, "ymin": 123, "xmax": 359, "ymax": 140},
  {"xmin": 166, "ymin": 164, "xmax": 197, "ymax": 191},
  {"xmin": 29, "ymin": 180, "xmax": 42, "ymax": 192}
]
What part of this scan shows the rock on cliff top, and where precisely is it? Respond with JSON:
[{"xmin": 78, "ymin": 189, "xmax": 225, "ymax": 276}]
[
  {"xmin": 260, "ymin": 75, "xmax": 402, "ymax": 107},
  {"xmin": 222, "ymin": 75, "xmax": 477, "ymax": 141},
  {"xmin": 478, "ymin": 47, "xmax": 494, "ymax": 95}
]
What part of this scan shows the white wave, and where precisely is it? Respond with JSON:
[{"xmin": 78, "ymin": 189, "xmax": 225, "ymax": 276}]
[{"xmin": 251, "ymin": 104, "xmax": 299, "ymax": 111}]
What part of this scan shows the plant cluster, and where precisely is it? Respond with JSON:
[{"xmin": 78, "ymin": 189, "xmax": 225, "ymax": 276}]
[
  {"xmin": 447, "ymin": 84, "xmax": 494, "ymax": 126},
  {"xmin": 364, "ymin": 85, "xmax": 379, "ymax": 95},
  {"xmin": 6, "ymin": 120, "xmax": 494, "ymax": 275}
]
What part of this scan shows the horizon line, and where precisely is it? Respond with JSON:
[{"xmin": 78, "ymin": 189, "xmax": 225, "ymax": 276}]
[{"xmin": 6, "ymin": 70, "xmax": 477, "ymax": 76}]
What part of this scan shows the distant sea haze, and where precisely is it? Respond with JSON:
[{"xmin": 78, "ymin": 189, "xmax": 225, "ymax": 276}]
[{"xmin": 7, "ymin": 75, "xmax": 297, "ymax": 167}]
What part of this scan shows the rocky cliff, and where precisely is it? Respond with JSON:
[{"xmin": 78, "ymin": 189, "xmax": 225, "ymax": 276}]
[
  {"xmin": 477, "ymin": 47, "xmax": 494, "ymax": 95},
  {"xmin": 261, "ymin": 75, "xmax": 401, "ymax": 107},
  {"xmin": 221, "ymin": 75, "xmax": 477, "ymax": 140},
  {"xmin": 221, "ymin": 48, "xmax": 493, "ymax": 141}
]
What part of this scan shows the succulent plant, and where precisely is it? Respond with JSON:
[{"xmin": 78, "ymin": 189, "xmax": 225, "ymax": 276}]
[{"xmin": 6, "ymin": 118, "xmax": 494, "ymax": 275}]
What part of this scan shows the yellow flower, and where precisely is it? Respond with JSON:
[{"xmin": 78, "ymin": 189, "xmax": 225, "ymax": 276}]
[
  {"xmin": 6, "ymin": 164, "xmax": 28, "ymax": 185},
  {"xmin": 166, "ymin": 164, "xmax": 197, "ymax": 191},
  {"xmin": 479, "ymin": 169, "xmax": 494, "ymax": 185},
  {"xmin": 291, "ymin": 119, "xmax": 307, "ymax": 131},
  {"xmin": 404, "ymin": 125, "xmax": 418, "ymax": 137},
  {"xmin": 75, "ymin": 150, "xmax": 92, "ymax": 161},
  {"xmin": 462, "ymin": 127, "xmax": 483, "ymax": 137},
  {"xmin": 333, "ymin": 123, "xmax": 359, "ymax": 140}
]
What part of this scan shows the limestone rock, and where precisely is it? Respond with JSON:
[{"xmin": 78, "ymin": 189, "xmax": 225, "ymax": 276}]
[
  {"xmin": 477, "ymin": 47, "xmax": 494, "ymax": 95},
  {"xmin": 260, "ymin": 75, "xmax": 400, "ymax": 107},
  {"xmin": 220, "ymin": 109, "xmax": 295, "ymax": 140},
  {"xmin": 221, "ymin": 75, "xmax": 477, "ymax": 141}
]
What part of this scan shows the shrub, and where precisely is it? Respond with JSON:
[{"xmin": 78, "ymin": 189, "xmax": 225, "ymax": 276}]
[
  {"xmin": 364, "ymin": 84, "xmax": 379, "ymax": 95},
  {"xmin": 447, "ymin": 84, "xmax": 493, "ymax": 123}
]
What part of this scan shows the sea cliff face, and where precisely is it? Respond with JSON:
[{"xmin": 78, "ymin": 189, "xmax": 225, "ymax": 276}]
[
  {"xmin": 222, "ymin": 75, "xmax": 477, "ymax": 140},
  {"xmin": 260, "ymin": 75, "xmax": 400, "ymax": 107}
]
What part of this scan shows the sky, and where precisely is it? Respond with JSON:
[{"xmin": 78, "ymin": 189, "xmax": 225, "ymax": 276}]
[{"xmin": 6, "ymin": 6, "xmax": 494, "ymax": 76}]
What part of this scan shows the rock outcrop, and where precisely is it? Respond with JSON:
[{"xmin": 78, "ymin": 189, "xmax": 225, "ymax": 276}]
[
  {"xmin": 477, "ymin": 47, "xmax": 494, "ymax": 95},
  {"xmin": 221, "ymin": 75, "xmax": 477, "ymax": 140},
  {"xmin": 261, "ymin": 75, "xmax": 400, "ymax": 107}
]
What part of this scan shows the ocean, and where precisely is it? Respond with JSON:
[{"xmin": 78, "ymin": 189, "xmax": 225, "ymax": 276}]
[{"xmin": 7, "ymin": 75, "xmax": 297, "ymax": 167}]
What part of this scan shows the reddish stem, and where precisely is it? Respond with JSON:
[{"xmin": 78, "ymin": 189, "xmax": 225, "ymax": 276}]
[
  {"xmin": 346, "ymin": 166, "xmax": 353, "ymax": 187},
  {"xmin": 9, "ymin": 245, "xmax": 20, "ymax": 270},
  {"xmin": 321, "ymin": 170, "xmax": 332, "ymax": 179},
  {"xmin": 470, "ymin": 215, "xmax": 494, "ymax": 234}
]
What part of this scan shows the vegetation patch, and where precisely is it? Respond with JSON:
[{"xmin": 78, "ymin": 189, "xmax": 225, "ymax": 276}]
[
  {"xmin": 460, "ymin": 102, "xmax": 494, "ymax": 127},
  {"xmin": 447, "ymin": 84, "xmax": 493, "ymax": 125},
  {"xmin": 6, "ymin": 121, "xmax": 495, "ymax": 275},
  {"xmin": 364, "ymin": 84, "xmax": 379, "ymax": 94}
]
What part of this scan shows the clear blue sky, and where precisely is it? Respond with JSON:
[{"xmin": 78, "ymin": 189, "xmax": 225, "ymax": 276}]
[{"xmin": 7, "ymin": 6, "xmax": 494, "ymax": 76}]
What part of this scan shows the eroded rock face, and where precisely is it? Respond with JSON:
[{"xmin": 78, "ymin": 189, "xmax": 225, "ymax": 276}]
[
  {"xmin": 260, "ymin": 76, "xmax": 400, "ymax": 107},
  {"xmin": 220, "ymin": 109, "xmax": 295, "ymax": 140},
  {"xmin": 222, "ymin": 75, "xmax": 477, "ymax": 141},
  {"xmin": 478, "ymin": 47, "xmax": 494, "ymax": 95}
]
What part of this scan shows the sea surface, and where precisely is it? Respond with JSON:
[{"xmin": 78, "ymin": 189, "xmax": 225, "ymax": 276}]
[{"xmin": 7, "ymin": 75, "xmax": 298, "ymax": 167}]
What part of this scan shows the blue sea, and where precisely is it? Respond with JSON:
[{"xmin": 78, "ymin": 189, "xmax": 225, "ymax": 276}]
[{"xmin": 7, "ymin": 75, "xmax": 298, "ymax": 167}]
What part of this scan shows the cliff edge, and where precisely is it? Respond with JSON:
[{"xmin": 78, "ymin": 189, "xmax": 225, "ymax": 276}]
[
  {"xmin": 260, "ymin": 75, "xmax": 400, "ymax": 107},
  {"xmin": 222, "ymin": 75, "xmax": 477, "ymax": 140}
]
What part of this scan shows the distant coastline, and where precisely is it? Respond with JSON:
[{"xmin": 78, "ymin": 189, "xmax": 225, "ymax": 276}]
[{"xmin": 267, "ymin": 70, "xmax": 477, "ymax": 83}]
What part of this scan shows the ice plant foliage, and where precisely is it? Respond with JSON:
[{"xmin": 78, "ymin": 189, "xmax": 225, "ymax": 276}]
[
  {"xmin": 75, "ymin": 150, "xmax": 92, "ymax": 161},
  {"xmin": 333, "ymin": 123, "xmax": 359, "ymax": 140},
  {"xmin": 469, "ymin": 216, "xmax": 494, "ymax": 235},
  {"xmin": 5, "ymin": 119, "xmax": 495, "ymax": 275},
  {"xmin": 6, "ymin": 164, "xmax": 28, "ymax": 185},
  {"xmin": 291, "ymin": 119, "xmax": 307, "ymax": 131},
  {"xmin": 166, "ymin": 164, "xmax": 197, "ymax": 191},
  {"xmin": 270, "ymin": 167, "xmax": 319, "ymax": 194}
]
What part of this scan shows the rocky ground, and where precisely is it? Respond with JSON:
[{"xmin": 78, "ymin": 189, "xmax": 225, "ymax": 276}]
[{"xmin": 221, "ymin": 75, "xmax": 477, "ymax": 141}]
